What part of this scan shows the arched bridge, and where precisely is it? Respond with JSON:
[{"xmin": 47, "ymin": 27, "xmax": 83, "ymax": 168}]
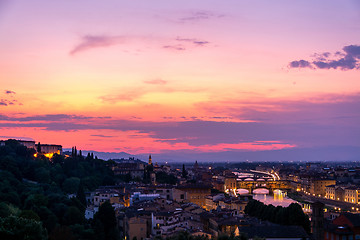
[{"xmin": 237, "ymin": 180, "xmax": 291, "ymax": 194}]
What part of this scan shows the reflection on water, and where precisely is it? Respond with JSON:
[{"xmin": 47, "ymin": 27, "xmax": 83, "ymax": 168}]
[{"xmin": 253, "ymin": 190, "xmax": 297, "ymax": 207}]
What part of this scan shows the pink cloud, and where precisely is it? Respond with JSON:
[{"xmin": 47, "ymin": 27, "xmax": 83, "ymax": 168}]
[{"xmin": 143, "ymin": 79, "xmax": 167, "ymax": 85}]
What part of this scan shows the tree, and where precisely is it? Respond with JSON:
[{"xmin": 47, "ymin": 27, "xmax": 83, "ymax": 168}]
[
  {"xmin": 76, "ymin": 183, "xmax": 87, "ymax": 207},
  {"xmin": 24, "ymin": 194, "xmax": 48, "ymax": 210},
  {"xmin": 156, "ymin": 171, "xmax": 178, "ymax": 185},
  {"xmin": 245, "ymin": 200, "xmax": 310, "ymax": 233},
  {"xmin": 0, "ymin": 215, "xmax": 47, "ymax": 240},
  {"xmin": 37, "ymin": 142, "xmax": 41, "ymax": 153},
  {"xmin": 182, "ymin": 164, "xmax": 188, "ymax": 179},
  {"xmin": 19, "ymin": 210, "xmax": 41, "ymax": 221},
  {"xmin": 94, "ymin": 201, "xmax": 119, "ymax": 240},
  {"xmin": 49, "ymin": 225, "xmax": 76, "ymax": 240},
  {"xmin": 63, "ymin": 206, "xmax": 84, "ymax": 225},
  {"xmin": 62, "ymin": 177, "xmax": 81, "ymax": 194}
]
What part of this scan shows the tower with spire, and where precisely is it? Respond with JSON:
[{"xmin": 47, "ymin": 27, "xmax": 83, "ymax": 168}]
[{"xmin": 148, "ymin": 154, "xmax": 152, "ymax": 165}]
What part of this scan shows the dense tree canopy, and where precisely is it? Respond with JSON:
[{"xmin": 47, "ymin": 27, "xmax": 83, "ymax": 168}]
[
  {"xmin": 0, "ymin": 140, "xmax": 116, "ymax": 239},
  {"xmin": 245, "ymin": 200, "xmax": 310, "ymax": 233}
]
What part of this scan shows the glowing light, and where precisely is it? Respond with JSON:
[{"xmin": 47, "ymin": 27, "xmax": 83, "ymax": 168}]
[
  {"xmin": 33, "ymin": 152, "xmax": 55, "ymax": 159},
  {"xmin": 44, "ymin": 153, "xmax": 54, "ymax": 158}
]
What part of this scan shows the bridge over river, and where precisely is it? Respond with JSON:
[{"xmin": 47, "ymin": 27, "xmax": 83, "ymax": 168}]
[{"xmin": 225, "ymin": 170, "xmax": 291, "ymax": 194}]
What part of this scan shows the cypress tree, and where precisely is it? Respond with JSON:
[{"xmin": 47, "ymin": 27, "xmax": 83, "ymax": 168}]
[{"xmin": 37, "ymin": 142, "xmax": 41, "ymax": 153}]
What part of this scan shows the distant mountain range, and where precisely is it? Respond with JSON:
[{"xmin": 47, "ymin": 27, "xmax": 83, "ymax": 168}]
[
  {"xmin": 65, "ymin": 145, "xmax": 360, "ymax": 163},
  {"xmin": 64, "ymin": 149, "xmax": 140, "ymax": 161}
]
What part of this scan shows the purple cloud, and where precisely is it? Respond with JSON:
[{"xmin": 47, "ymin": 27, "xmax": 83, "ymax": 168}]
[
  {"xmin": 1, "ymin": 93, "xmax": 359, "ymax": 149},
  {"xmin": 289, "ymin": 44, "xmax": 360, "ymax": 70},
  {"xmin": 0, "ymin": 114, "xmax": 109, "ymax": 121},
  {"xmin": 5, "ymin": 90, "xmax": 15, "ymax": 94},
  {"xmin": 163, "ymin": 37, "xmax": 210, "ymax": 51},
  {"xmin": 176, "ymin": 37, "xmax": 210, "ymax": 46},
  {"xmin": 0, "ymin": 99, "xmax": 21, "ymax": 107},
  {"xmin": 179, "ymin": 11, "xmax": 225, "ymax": 23},
  {"xmin": 163, "ymin": 45, "xmax": 186, "ymax": 51},
  {"xmin": 70, "ymin": 35, "xmax": 125, "ymax": 55},
  {"xmin": 289, "ymin": 60, "xmax": 312, "ymax": 68}
]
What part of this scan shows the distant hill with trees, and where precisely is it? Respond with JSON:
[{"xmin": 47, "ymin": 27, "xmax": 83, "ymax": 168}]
[{"xmin": 0, "ymin": 139, "xmax": 119, "ymax": 239}]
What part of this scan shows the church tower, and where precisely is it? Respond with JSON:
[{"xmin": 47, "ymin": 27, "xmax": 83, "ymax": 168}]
[{"xmin": 148, "ymin": 154, "xmax": 152, "ymax": 165}]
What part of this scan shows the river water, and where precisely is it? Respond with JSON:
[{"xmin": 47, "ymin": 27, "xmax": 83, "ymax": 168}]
[{"xmin": 253, "ymin": 189, "xmax": 298, "ymax": 207}]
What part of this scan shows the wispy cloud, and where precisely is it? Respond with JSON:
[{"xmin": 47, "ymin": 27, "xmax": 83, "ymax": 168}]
[
  {"xmin": 100, "ymin": 89, "xmax": 145, "ymax": 102},
  {"xmin": 289, "ymin": 44, "xmax": 360, "ymax": 70},
  {"xmin": 1, "ymin": 92, "xmax": 360, "ymax": 152},
  {"xmin": 163, "ymin": 37, "xmax": 211, "ymax": 51},
  {"xmin": 100, "ymin": 83, "xmax": 204, "ymax": 103},
  {"xmin": 178, "ymin": 11, "xmax": 225, "ymax": 23},
  {"xmin": 70, "ymin": 35, "xmax": 126, "ymax": 55},
  {"xmin": 91, "ymin": 134, "xmax": 115, "ymax": 138},
  {"xmin": 163, "ymin": 45, "xmax": 186, "ymax": 51},
  {"xmin": 70, "ymin": 34, "xmax": 211, "ymax": 55},
  {"xmin": 0, "ymin": 114, "xmax": 110, "ymax": 122},
  {"xmin": 176, "ymin": 37, "xmax": 210, "ymax": 46},
  {"xmin": 143, "ymin": 79, "xmax": 167, "ymax": 85}
]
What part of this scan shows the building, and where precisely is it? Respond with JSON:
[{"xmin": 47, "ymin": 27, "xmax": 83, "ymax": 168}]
[
  {"xmin": 93, "ymin": 187, "xmax": 129, "ymax": 207},
  {"xmin": 324, "ymin": 213, "xmax": 360, "ymax": 240},
  {"xmin": 130, "ymin": 192, "xmax": 160, "ymax": 206},
  {"xmin": 85, "ymin": 206, "xmax": 99, "ymax": 220},
  {"xmin": 174, "ymin": 184, "xmax": 212, "ymax": 208},
  {"xmin": 326, "ymin": 185, "xmax": 336, "ymax": 200},
  {"xmin": 0, "ymin": 139, "xmax": 36, "ymax": 149},
  {"xmin": 119, "ymin": 210, "xmax": 152, "ymax": 240},
  {"xmin": 310, "ymin": 179, "xmax": 336, "ymax": 197},
  {"xmin": 0, "ymin": 139, "xmax": 63, "ymax": 157},
  {"xmin": 325, "ymin": 185, "xmax": 346, "ymax": 201},
  {"xmin": 336, "ymin": 186, "xmax": 346, "ymax": 202},
  {"xmin": 150, "ymin": 186, "xmax": 173, "ymax": 200},
  {"xmin": 224, "ymin": 174, "xmax": 237, "ymax": 192},
  {"xmin": 38, "ymin": 143, "xmax": 63, "ymax": 155},
  {"xmin": 128, "ymin": 214, "xmax": 149, "ymax": 240},
  {"xmin": 111, "ymin": 159, "xmax": 146, "ymax": 179},
  {"xmin": 344, "ymin": 186, "xmax": 360, "ymax": 204}
]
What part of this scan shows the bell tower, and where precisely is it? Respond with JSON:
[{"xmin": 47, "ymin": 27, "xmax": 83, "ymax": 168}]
[{"xmin": 148, "ymin": 154, "xmax": 152, "ymax": 165}]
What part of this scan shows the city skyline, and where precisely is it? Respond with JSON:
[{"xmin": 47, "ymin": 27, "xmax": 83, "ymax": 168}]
[{"xmin": 1, "ymin": 1, "xmax": 360, "ymax": 161}]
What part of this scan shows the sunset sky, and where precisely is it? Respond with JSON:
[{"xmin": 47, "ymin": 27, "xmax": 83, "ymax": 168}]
[{"xmin": 1, "ymin": 0, "xmax": 360, "ymax": 161}]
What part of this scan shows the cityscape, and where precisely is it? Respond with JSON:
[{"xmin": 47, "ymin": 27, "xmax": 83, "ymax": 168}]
[
  {"xmin": 0, "ymin": 139, "xmax": 360, "ymax": 239},
  {"xmin": 1, "ymin": 0, "xmax": 360, "ymax": 240}
]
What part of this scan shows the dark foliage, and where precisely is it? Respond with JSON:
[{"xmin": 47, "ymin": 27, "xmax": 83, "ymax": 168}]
[
  {"xmin": 0, "ymin": 140, "xmax": 118, "ymax": 239},
  {"xmin": 244, "ymin": 199, "xmax": 310, "ymax": 233}
]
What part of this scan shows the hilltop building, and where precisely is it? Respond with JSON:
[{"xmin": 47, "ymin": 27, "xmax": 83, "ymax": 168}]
[
  {"xmin": 111, "ymin": 158, "xmax": 146, "ymax": 179},
  {"xmin": 0, "ymin": 139, "xmax": 62, "ymax": 157}
]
